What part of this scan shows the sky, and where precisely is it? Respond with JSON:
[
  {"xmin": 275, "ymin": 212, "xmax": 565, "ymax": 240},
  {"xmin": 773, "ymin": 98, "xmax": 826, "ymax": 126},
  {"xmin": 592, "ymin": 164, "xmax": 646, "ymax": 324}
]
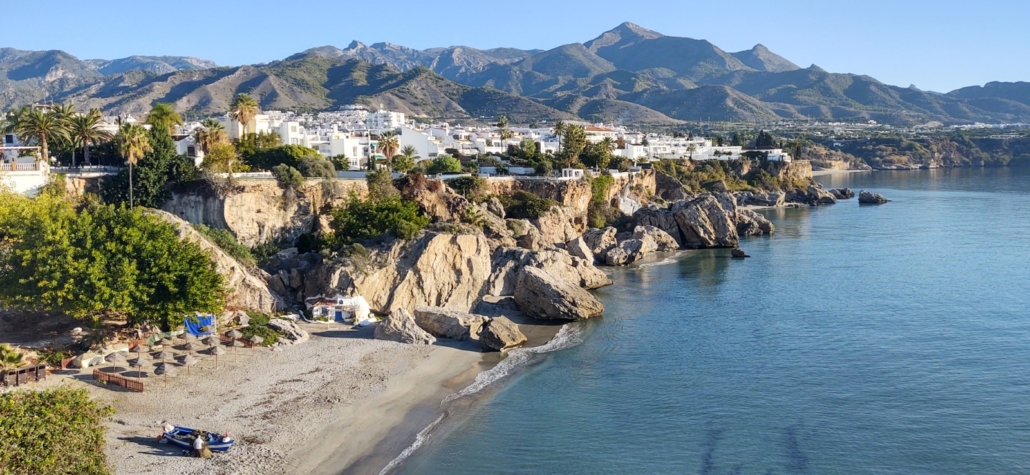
[{"xmin": 3, "ymin": 0, "xmax": 1028, "ymax": 92}]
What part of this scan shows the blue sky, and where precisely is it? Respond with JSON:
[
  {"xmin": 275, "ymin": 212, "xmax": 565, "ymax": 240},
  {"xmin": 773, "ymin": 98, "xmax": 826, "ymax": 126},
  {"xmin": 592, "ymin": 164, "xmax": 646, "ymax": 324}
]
[{"xmin": 7, "ymin": 0, "xmax": 1028, "ymax": 92}]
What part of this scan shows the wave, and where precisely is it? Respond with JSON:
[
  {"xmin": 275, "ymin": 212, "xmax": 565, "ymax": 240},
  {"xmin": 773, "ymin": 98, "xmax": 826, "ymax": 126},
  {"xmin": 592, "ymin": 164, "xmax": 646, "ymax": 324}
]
[
  {"xmin": 379, "ymin": 323, "xmax": 586, "ymax": 474},
  {"xmin": 636, "ymin": 256, "xmax": 681, "ymax": 268}
]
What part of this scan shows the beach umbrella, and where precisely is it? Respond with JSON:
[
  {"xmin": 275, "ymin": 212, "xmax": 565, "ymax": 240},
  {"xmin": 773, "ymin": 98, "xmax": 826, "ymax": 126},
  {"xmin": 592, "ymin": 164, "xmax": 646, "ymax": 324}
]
[
  {"xmin": 228, "ymin": 330, "xmax": 243, "ymax": 362},
  {"xmin": 248, "ymin": 335, "xmax": 263, "ymax": 353},
  {"xmin": 202, "ymin": 336, "xmax": 218, "ymax": 348},
  {"xmin": 105, "ymin": 352, "xmax": 127, "ymax": 372},
  {"xmin": 157, "ymin": 338, "xmax": 173, "ymax": 349},
  {"xmin": 156, "ymin": 350, "xmax": 174, "ymax": 367},
  {"xmin": 155, "ymin": 362, "xmax": 177, "ymax": 387},
  {"xmin": 131, "ymin": 346, "xmax": 150, "ymax": 380},
  {"xmin": 210, "ymin": 346, "xmax": 226, "ymax": 369},
  {"xmin": 182, "ymin": 355, "xmax": 199, "ymax": 377},
  {"xmin": 182, "ymin": 341, "xmax": 199, "ymax": 355}
]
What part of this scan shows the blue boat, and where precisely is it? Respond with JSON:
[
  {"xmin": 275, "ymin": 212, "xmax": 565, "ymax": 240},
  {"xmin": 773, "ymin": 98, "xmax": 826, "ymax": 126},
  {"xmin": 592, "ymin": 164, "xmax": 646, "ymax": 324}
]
[{"xmin": 161, "ymin": 425, "xmax": 235, "ymax": 452}]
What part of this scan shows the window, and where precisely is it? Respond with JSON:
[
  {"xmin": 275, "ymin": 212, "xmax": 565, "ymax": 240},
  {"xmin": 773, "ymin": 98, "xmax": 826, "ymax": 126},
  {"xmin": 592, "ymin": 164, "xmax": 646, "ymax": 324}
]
[
  {"xmin": 4, "ymin": 135, "xmax": 12, "ymax": 144},
  {"xmin": 187, "ymin": 146, "xmax": 197, "ymax": 157}
]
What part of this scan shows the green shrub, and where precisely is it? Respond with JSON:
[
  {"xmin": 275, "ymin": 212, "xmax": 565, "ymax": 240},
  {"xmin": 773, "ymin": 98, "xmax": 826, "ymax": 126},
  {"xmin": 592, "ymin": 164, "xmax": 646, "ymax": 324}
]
[
  {"xmin": 251, "ymin": 240, "xmax": 284, "ymax": 263},
  {"xmin": 193, "ymin": 224, "xmax": 255, "ymax": 265},
  {"xmin": 271, "ymin": 164, "xmax": 304, "ymax": 189},
  {"xmin": 297, "ymin": 156, "xmax": 336, "ymax": 178},
  {"xmin": 245, "ymin": 311, "xmax": 272, "ymax": 327},
  {"xmin": 329, "ymin": 193, "xmax": 429, "ymax": 245},
  {"xmin": 0, "ymin": 387, "xmax": 114, "ymax": 475},
  {"xmin": 446, "ymin": 176, "xmax": 489, "ymax": 202},
  {"xmin": 497, "ymin": 190, "xmax": 557, "ymax": 220},
  {"xmin": 425, "ymin": 155, "xmax": 462, "ymax": 174},
  {"xmin": 240, "ymin": 324, "xmax": 279, "ymax": 346}
]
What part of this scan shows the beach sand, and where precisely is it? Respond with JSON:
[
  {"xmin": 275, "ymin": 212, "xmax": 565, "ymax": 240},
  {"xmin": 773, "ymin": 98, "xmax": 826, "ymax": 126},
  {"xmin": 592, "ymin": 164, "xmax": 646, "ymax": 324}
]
[
  {"xmin": 41, "ymin": 319, "xmax": 561, "ymax": 474},
  {"xmin": 811, "ymin": 168, "xmax": 870, "ymax": 177}
]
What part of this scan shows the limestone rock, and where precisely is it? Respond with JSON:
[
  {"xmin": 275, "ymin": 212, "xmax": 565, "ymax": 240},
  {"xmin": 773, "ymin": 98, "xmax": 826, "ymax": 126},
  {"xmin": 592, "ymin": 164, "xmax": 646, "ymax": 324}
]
[
  {"xmin": 744, "ymin": 191, "xmax": 786, "ymax": 207},
  {"xmin": 478, "ymin": 317, "xmax": 528, "ymax": 351},
  {"xmin": 414, "ymin": 307, "xmax": 490, "ymax": 341},
  {"xmin": 830, "ymin": 188, "xmax": 855, "ymax": 200},
  {"xmin": 514, "ymin": 267, "xmax": 604, "ymax": 321},
  {"xmin": 565, "ymin": 236, "xmax": 594, "ymax": 262},
  {"xmin": 402, "ymin": 177, "xmax": 472, "ymax": 223},
  {"xmin": 654, "ymin": 171, "xmax": 692, "ymax": 202},
  {"xmin": 582, "ymin": 227, "xmax": 618, "ymax": 257},
  {"xmin": 267, "ymin": 318, "xmax": 309, "ymax": 345},
  {"xmin": 735, "ymin": 209, "xmax": 775, "ymax": 237},
  {"xmin": 149, "ymin": 210, "xmax": 286, "ymax": 313},
  {"xmin": 488, "ymin": 247, "xmax": 611, "ymax": 296},
  {"xmin": 788, "ymin": 185, "xmax": 837, "ymax": 206},
  {"xmin": 859, "ymin": 190, "xmax": 889, "ymax": 204},
  {"xmin": 632, "ymin": 225, "xmax": 679, "ymax": 251},
  {"xmin": 633, "ymin": 205, "xmax": 684, "ymax": 247},
  {"xmin": 474, "ymin": 203, "xmax": 516, "ymax": 249},
  {"xmin": 485, "ymin": 197, "xmax": 506, "ymax": 219},
  {"xmin": 673, "ymin": 195, "xmax": 739, "ymax": 249},
  {"xmin": 604, "ymin": 236, "xmax": 658, "ymax": 266},
  {"xmin": 532, "ymin": 206, "xmax": 581, "ymax": 247},
  {"xmin": 374, "ymin": 308, "xmax": 436, "ymax": 345},
  {"xmin": 507, "ymin": 219, "xmax": 545, "ymax": 251},
  {"xmin": 731, "ymin": 248, "xmax": 750, "ymax": 258}
]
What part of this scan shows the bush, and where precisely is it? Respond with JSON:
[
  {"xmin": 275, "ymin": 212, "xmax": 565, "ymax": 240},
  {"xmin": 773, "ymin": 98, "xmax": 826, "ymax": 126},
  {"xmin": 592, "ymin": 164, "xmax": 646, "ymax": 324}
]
[
  {"xmin": 446, "ymin": 176, "xmax": 489, "ymax": 202},
  {"xmin": 497, "ymin": 190, "xmax": 557, "ymax": 220},
  {"xmin": 242, "ymin": 144, "xmax": 317, "ymax": 171},
  {"xmin": 240, "ymin": 324, "xmax": 279, "ymax": 346},
  {"xmin": 0, "ymin": 387, "xmax": 114, "ymax": 475},
  {"xmin": 193, "ymin": 224, "xmax": 255, "ymax": 265},
  {"xmin": 366, "ymin": 169, "xmax": 399, "ymax": 202},
  {"xmin": 297, "ymin": 156, "xmax": 336, "ymax": 178},
  {"xmin": 245, "ymin": 311, "xmax": 272, "ymax": 327},
  {"xmin": 329, "ymin": 193, "xmax": 429, "ymax": 245},
  {"xmin": 272, "ymin": 164, "xmax": 303, "ymax": 189},
  {"xmin": 425, "ymin": 155, "xmax": 462, "ymax": 174}
]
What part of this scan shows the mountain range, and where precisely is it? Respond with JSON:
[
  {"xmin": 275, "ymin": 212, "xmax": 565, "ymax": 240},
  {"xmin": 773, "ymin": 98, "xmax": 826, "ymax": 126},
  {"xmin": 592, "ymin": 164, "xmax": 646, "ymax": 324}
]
[{"xmin": 2, "ymin": 23, "xmax": 1028, "ymax": 125}]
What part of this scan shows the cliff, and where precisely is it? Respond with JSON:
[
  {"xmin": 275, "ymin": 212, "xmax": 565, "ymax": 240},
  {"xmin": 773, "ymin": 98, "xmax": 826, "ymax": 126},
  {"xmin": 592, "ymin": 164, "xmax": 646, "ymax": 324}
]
[{"xmin": 163, "ymin": 179, "xmax": 366, "ymax": 247}]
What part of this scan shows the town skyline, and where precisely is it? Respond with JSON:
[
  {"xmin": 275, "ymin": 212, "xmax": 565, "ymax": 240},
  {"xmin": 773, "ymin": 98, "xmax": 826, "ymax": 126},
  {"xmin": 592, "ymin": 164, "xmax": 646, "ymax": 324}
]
[{"xmin": 7, "ymin": 0, "xmax": 1030, "ymax": 93}]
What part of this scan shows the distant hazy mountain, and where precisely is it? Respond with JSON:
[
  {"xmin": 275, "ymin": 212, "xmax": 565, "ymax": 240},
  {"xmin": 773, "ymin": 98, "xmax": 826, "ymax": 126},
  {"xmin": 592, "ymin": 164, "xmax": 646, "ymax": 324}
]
[{"xmin": 1, "ymin": 23, "xmax": 1027, "ymax": 125}]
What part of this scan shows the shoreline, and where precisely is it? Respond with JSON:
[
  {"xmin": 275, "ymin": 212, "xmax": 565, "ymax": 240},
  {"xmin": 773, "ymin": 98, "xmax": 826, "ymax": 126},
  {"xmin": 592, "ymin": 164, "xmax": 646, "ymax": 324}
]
[
  {"xmin": 43, "ymin": 318, "xmax": 564, "ymax": 474},
  {"xmin": 810, "ymin": 168, "xmax": 871, "ymax": 177}
]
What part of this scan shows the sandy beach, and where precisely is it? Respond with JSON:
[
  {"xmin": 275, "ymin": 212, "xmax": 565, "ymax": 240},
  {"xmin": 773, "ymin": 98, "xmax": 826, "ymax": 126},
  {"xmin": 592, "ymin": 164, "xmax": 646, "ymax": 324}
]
[
  {"xmin": 33, "ymin": 318, "xmax": 561, "ymax": 475},
  {"xmin": 811, "ymin": 168, "xmax": 871, "ymax": 177}
]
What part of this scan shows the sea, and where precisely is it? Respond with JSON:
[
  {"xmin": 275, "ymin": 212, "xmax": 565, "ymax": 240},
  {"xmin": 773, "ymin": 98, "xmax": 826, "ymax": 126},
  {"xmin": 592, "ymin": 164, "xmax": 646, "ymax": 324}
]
[{"xmin": 390, "ymin": 168, "xmax": 1030, "ymax": 475}]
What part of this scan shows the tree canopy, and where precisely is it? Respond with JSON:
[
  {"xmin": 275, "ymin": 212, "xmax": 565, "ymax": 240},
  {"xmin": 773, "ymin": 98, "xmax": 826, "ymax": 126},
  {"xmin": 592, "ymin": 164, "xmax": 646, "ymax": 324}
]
[{"xmin": 0, "ymin": 192, "xmax": 224, "ymax": 329}]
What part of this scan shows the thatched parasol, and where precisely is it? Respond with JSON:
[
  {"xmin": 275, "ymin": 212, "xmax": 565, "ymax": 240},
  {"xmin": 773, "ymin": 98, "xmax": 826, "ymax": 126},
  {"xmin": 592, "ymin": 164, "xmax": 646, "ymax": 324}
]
[
  {"xmin": 157, "ymin": 338, "xmax": 173, "ymax": 349},
  {"xmin": 227, "ymin": 330, "xmax": 243, "ymax": 362},
  {"xmin": 248, "ymin": 335, "xmax": 263, "ymax": 353},
  {"xmin": 182, "ymin": 354, "xmax": 199, "ymax": 377},
  {"xmin": 155, "ymin": 362, "xmax": 177, "ymax": 386},
  {"xmin": 182, "ymin": 341, "xmax": 199, "ymax": 355},
  {"xmin": 156, "ymin": 350, "xmax": 174, "ymax": 367},
  {"xmin": 105, "ymin": 352, "xmax": 127, "ymax": 372},
  {"xmin": 210, "ymin": 346, "xmax": 226, "ymax": 369},
  {"xmin": 131, "ymin": 346, "xmax": 150, "ymax": 380},
  {"xmin": 202, "ymin": 336, "xmax": 218, "ymax": 347}
]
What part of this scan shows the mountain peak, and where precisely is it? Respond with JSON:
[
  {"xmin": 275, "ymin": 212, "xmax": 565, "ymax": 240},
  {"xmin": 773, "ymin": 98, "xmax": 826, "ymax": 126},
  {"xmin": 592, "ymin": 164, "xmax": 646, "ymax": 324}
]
[
  {"xmin": 730, "ymin": 44, "xmax": 799, "ymax": 73},
  {"xmin": 585, "ymin": 22, "xmax": 663, "ymax": 53},
  {"xmin": 347, "ymin": 40, "xmax": 366, "ymax": 50},
  {"xmin": 614, "ymin": 22, "xmax": 664, "ymax": 39}
]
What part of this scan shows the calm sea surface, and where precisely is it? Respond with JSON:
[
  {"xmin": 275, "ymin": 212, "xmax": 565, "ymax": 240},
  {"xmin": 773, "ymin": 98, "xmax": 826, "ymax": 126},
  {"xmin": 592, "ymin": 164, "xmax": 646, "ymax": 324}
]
[{"xmin": 393, "ymin": 168, "xmax": 1030, "ymax": 475}]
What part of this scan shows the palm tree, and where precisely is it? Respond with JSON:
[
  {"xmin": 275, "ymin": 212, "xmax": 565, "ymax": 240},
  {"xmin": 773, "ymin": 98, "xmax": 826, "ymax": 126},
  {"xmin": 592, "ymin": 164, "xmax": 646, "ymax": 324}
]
[
  {"xmin": 69, "ymin": 108, "xmax": 112, "ymax": 168},
  {"xmin": 145, "ymin": 103, "xmax": 184, "ymax": 134},
  {"xmin": 229, "ymin": 94, "xmax": 259, "ymax": 137},
  {"xmin": 377, "ymin": 132, "xmax": 400, "ymax": 167},
  {"xmin": 194, "ymin": 118, "xmax": 227, "ymax": 153},
  {"xmin": 553, "ymin": 120, "xmax": 566, "ymax": 154},
  {"xmin": 8, "ymin": 106, "xmax": 70, "ymax": 162},
  {"xmin": 400, "ymin": 145, "xmax": 418, "ymax": 160},
  {"xmin": 115, "ymin": 123, "xmax": 152, "ymax": 207},
  {"xmin": 0, "ymin": 344, "xmax": 25, "ymax": 371}
]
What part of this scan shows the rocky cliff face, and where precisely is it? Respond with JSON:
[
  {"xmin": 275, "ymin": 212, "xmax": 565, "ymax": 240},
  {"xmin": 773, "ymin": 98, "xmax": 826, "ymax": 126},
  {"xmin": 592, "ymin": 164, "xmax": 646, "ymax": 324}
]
[
  {"xmin": 163, "ymin": 179, "xmax": 366, "ymax": 247},
  {"xmin": 149, "ymin": 210, "xmax": 286, "ymax": 313},
  {"xmin": 633, "ymin": 192, "xmax": 775, "ymax": 251}
]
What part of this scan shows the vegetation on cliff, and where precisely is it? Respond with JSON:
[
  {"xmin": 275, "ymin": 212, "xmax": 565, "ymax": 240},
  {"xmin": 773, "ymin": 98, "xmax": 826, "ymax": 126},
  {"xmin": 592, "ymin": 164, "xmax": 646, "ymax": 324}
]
[
  {"xmin": 0, "ymin": 191, "xmax": 225, "ymax": 329},
  {"xmin": 0, "ymin": 387, "xmax": 114, "ymax": 475}
]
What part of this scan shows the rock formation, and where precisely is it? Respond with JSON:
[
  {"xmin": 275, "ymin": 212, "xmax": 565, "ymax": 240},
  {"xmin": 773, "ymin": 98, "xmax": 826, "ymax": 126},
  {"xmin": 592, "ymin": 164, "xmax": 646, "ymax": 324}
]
[
  {"xmin": 830, "ymin": 188, "xmax": 856, "ymax": 200},
  {"xmin": 478, "ymin": 317, "xmax": 528, "ymax": 351},
  {"xmin": 267, "ymin": 318, "xmax": 310, "ymax": 345},
  {"xmin": 514, "ymin": 267, "xmax": 604, "ymax": 321},
  {"xmin": 149, "ymin": 210, "xmax": 286, "ymax": 313},
  {"xmin": 374, "ymin": 308, "xmax": 436, "ymax": 345},
  {"xmin": 488, "ymin": 247, "xmax": 611, "ymax": 296},
  {"xmin": 414, "ymin": 307, "xmax": 489, "ymax": 341},
  {"xmin": 859, "ymin": 190, "xmax": 889, "ymax": 204},
  {"xmin": 735, "ymin": 209, "xmax": 775, "ymax": 237}
]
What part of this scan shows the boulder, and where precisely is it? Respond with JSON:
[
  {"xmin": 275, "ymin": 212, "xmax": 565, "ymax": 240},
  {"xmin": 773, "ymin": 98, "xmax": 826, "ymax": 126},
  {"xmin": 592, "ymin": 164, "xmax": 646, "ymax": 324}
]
[
  {"xmin": 374, "ymin": 308, "xmax": 436, "ymax": 345},
  {"xmin": 582, "ymin": 227, "xmax": 618, "ymax": 257},
  {"xmin": 488, "ymin": 247, "xmax": 612, "ymax": 296},
  {"xmin": 633, "ymin": 205, "xmax": 684, "ymax": 247},
  {"xmin": 673, "ymin": 195, "xmax": 739, "ymax": 249},
  {"xmin": 788, "ymin": 186, "xmax": 837, "ymax": 206},
  {"xmin": 703, "ymin": 180, "xmax": 729, "ymax": 192},
  {"xmin": 859, "ymin": 190, "xmax": 889, "ymax": 204},
  {"xmin": 604, "ymin": 235, "xmax": 658, "ymax": 266},
  {"xmin": 414, "ymin": 307, "xmax": 490, "ymax": 341},
  {"xmin": 267, "ymin": 318, "xmax": 310, "ymax": 345},
  {"xmin": 478, "ymin": 317, "xmax": 528, "ymax": 351},
  {"xmin": 745, "ymin": 191, "xmax": 786, "ymax": 207},
  {"xmin": 474, "ymin": 203, "xmax": 516, "ymax": 249},
  {"xmin": 565, "ymin": 236, "xmax": 594, "ymax": 262},
  {"xmin": 731, "ymin": 248, "xmax": 750, "ymax": 259},
  {"xmin": 735, "ymin": 209, "xmax": 775, "ymax": 237},
  {"xmin": 830, "ymin": 188, "xmax": 855, "ymax": 200},
  {"xmin": 485, "ymin": 197, "xmax": 506, "ymax": 219},
  {"xmin": 654, "ymin": 171, "xmax": 692, "ymax": 202},
  {"xmin": 632, "ymin": 226, "xmax": 679, "ymax": 251},
  {"xmin": 532, "ymin": 206, "xmax": 581, "ymax": 246},
  {"xmin": 514, "ymin": 267, "xmax": 604, "ymax": 321},
  {"xmin": 507, "ymin": 219, "xmax": 545, "ymax": 251}
]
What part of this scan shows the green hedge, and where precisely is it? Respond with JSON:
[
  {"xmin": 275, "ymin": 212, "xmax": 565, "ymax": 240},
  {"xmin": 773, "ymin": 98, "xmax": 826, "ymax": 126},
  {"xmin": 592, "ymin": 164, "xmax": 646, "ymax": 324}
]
[{"xmin": 0, "ymin": 387, "xmax": 114, "ymax": 475}]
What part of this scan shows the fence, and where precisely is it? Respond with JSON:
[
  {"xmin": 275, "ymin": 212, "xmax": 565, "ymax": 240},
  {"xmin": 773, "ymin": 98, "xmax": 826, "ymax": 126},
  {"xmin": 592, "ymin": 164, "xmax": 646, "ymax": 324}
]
[
  {"xmin": 92, "ymin": 369, "xmax": 145, "ymax": 392},
  {"xmin": 0, "ymin": 162, "xmax": 43, "ymax": 172},
  {"xmin": 1, "ymin": 364, "xmax": 48, "ymax": 387}
]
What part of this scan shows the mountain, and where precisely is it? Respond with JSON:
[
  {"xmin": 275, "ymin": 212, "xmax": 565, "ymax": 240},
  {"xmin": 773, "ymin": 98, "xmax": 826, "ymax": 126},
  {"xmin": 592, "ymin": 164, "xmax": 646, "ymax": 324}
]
[
  {"xmin": 84, "ymin": 56, "xmax": 217, "ymax": 75},
  {"xmin": 1, "ymin": 23, "xmax": 1027, "ymax": 125}
]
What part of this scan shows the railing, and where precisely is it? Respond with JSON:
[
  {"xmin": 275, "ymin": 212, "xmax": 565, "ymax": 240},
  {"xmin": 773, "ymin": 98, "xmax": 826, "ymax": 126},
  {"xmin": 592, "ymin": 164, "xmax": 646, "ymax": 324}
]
[
  {"xmin": 1, "ymin": 364, "xmax": 48, "ymax": 387},
  {"xmin": 92, "ymin": 369, "xmax": 145, "ymax": 392},
  {"xmin": 0, "ymin": 162, "xmax": 42, "ymax": 172}
]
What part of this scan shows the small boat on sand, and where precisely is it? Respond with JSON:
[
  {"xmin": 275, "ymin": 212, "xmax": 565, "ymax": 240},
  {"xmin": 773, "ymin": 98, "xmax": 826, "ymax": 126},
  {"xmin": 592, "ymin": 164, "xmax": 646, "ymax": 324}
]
[{"xmin": 161, "ymin": 425, "xmax": 235, "ymax": 452}]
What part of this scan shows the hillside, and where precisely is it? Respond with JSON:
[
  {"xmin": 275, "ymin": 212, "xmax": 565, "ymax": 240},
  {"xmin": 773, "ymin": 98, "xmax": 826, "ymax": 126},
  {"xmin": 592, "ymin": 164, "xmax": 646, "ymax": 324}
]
[{"xmin": 1, "ymin": 23, "xmax": 1027, "ymax": 125}]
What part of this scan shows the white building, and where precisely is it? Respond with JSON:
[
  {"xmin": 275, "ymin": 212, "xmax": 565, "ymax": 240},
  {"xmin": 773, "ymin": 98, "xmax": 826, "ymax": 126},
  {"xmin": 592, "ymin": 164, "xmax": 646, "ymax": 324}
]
[
  {"xmin": 365, "ymin": 110, "xmax": 406, "ymax": 132},
  {"xmin": 1, "ymin": 137, "xmax": 48, "ymax": 196}
]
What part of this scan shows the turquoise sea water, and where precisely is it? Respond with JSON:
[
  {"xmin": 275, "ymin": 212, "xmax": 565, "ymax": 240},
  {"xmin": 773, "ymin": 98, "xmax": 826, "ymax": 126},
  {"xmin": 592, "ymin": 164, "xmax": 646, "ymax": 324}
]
[{"xmin": 392, "ymin": 168, "xmax": 1030, "ymax": 475}]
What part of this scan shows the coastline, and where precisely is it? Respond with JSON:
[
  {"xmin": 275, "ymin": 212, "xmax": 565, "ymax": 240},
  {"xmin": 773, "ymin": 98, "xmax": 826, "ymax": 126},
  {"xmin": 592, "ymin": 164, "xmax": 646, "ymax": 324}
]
[
  {"xmin": 810, "ymin": 168, "xmax": 871, "ymax": 177},
  {"xmin": 49, "ymin": 319, "xmax": 563, "ymax": 474}
]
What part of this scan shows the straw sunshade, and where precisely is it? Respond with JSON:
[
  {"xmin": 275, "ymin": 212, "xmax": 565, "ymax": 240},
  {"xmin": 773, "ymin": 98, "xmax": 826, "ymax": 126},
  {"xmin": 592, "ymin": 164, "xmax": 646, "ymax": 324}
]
[
  {"xmin": 105, "ymin": 352, "xmax": 127, "ymax": 371},
  {"xmin": 248, "ymin": 335, "xmax": 263, "ymax": 353},
  {"xmin": 155, "ymin": 363, "xmax": 177, "ymax": 386},
  {"xmin": 182, "ymin": 342, "xmax": 199, "ymax": 355},
  {"xmin": 227, "ymin": 330, "xmax": 243, "ymax": 362},
  {"xmin": 210, "ymin": 346, "xmax": 226, "ymax": 369},
  {"xmin": 182, "ymin": 354, "xmax": 200, "ymax": 376},
  {"xmin": 130, "ymin": 346, "xmax": 150, "ymax": 379},
  {"xmin": 157, "ymin": 338, "xmax": 173, "ymax": 349},
  {"xmin": 156, "ymin": 350, "xmax": 175, "ymax": 366},
  {"xmin": 178, "ymin": 332, "xmax": 195, "ymax": 342},
  {"xmin": 202, "ymin": 336, "xmax": 218, "ymax": 347}
]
